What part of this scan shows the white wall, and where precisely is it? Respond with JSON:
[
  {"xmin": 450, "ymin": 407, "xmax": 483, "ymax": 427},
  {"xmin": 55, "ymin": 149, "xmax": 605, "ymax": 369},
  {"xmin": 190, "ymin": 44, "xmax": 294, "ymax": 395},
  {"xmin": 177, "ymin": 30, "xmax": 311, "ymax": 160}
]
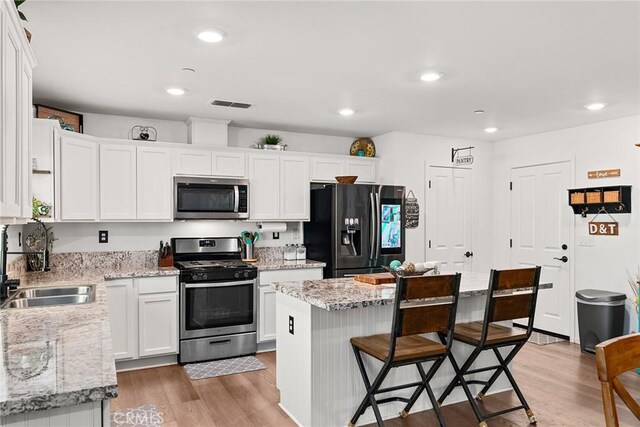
[
  {"xmin": 81, "ymin": 112, "xmax": 356, "ymax": 154},
  {"xmin": 493, "ymin": 115, "xmax": 640, "ymax": 333},
  {"xmin": 227, "ymin": 126, "xmax": 353, "ymax": 155},
  {"xmin": 44, "ymin": 221, "xmax": 302, "ymax": 253},
  {"xmin": 374, "ymin": 131, "xmax": 494, "ymax": 273},
  {"xmin": 82, "ymin": 112, "xmax": 188, "ymax": 143}
]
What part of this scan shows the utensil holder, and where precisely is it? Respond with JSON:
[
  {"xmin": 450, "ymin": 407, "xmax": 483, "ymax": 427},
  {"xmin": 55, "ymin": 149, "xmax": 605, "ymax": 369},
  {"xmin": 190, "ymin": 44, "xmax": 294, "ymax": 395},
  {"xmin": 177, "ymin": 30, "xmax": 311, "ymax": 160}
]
[{"xmin": 244, "ymin": 244, "xmax": 254, "ymax": 261}]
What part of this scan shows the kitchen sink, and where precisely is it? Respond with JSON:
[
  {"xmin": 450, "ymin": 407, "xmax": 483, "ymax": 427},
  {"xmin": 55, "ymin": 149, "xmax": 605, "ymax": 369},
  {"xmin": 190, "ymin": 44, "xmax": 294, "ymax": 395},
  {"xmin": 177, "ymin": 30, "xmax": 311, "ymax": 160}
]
[
  {"xmin": 14, "ymin": 285, "xmax": 94, "ymax": 299},
  {"xmin": 2, "ymin": 285, "xmax": 96, "ymax": 309}
]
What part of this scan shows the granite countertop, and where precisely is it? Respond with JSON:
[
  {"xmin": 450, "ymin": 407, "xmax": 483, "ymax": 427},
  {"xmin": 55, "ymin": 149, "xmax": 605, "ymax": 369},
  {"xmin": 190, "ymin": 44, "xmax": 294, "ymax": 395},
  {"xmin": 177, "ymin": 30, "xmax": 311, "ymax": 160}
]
[
  {"xmin": 251, "ymin": 259, "xmax": 326, "ymax": 271},
  {"xmin": 271, "ymin": 271, "xmax": 553, "ymax": 311},
  {"xmin": 0, "ymin": 266, "xmax": 178, "ymax": 416}
]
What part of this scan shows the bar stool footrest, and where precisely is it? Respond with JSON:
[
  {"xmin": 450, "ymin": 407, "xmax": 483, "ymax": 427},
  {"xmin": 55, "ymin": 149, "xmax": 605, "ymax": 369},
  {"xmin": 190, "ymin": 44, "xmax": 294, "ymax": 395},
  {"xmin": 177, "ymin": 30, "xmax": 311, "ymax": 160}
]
[
  {"xmin": 377, "ymin": 381, "xmax": 423, "ymax": 394},
  {"xmin": 466, "ymin": 365, "xmax": 501, "ymax": 374},
  {"xmin": 376, "ymin": 397, "xmax": 410, "ymax": 405}
]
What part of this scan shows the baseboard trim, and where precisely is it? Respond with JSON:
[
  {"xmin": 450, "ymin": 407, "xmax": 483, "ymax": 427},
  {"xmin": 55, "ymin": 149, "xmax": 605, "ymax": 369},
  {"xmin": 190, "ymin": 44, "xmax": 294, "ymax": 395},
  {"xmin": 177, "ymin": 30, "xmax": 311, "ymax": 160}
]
[{"xmin": 115, "ymin": 355, "xmax": 178, "ymax": 372}]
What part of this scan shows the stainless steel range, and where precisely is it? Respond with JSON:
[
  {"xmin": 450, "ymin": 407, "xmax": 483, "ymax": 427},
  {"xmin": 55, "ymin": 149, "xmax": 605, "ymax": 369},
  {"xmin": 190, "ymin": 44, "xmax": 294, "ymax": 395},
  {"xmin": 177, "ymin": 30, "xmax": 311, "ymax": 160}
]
[{"xmin": 172, "ymin": 237, "xmax": 258, "ymax": 364}]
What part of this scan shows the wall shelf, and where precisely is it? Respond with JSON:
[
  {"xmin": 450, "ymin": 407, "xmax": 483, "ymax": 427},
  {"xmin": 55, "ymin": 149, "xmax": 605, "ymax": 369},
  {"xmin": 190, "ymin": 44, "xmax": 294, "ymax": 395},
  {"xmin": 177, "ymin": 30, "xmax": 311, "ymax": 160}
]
[{"xmin": 568, "ymin": 185, "xmax": 631, "ymax": 216}]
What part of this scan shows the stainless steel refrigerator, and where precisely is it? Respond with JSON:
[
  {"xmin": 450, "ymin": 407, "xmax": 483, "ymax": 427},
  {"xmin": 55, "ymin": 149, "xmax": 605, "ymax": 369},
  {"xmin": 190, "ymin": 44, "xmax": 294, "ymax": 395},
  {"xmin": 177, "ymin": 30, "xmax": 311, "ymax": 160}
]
[{"xmin": 304, "ymin": 183, "xmax": 406, "ymax": 278}]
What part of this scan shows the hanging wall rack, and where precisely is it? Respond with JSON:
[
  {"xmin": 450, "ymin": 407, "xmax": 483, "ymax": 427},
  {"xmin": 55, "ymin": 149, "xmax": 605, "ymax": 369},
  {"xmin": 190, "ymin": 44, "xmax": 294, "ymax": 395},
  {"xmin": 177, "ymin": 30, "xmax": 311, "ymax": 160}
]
[{"xmin": 568, "ymin": 185, "xmax": 631, "ymax": 217}]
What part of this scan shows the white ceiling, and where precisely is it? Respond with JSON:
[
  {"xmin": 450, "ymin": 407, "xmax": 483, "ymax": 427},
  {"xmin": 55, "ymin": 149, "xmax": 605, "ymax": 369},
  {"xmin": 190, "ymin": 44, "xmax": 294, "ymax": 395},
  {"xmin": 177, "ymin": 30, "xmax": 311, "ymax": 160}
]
[{"xmin": 23, "ymin": 1, "xmax": 640, "ymax": 141}]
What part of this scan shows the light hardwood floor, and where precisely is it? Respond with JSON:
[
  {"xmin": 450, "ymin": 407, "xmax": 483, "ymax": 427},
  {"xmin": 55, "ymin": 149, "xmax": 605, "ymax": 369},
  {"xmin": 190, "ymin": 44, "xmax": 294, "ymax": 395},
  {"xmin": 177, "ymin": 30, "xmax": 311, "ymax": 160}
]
[{"xmin": 111, "ymin": 342, "xmax": 640, "ymax": 426}]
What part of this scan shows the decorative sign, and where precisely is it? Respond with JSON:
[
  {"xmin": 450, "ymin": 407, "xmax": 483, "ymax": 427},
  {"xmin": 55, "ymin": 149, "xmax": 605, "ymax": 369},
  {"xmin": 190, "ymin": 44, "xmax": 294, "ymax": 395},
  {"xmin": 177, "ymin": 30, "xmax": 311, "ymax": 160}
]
[
  {"xmin": 451, "ymin": 146, "xmax": 474, "ymax": 166},
  {"xmin": 455, "ymin": 155, "xmax": 474, "ymax": 165},
  {"xmin": 587, "ymin": 169, "xmax": 621, "ymax": 179},
  {"xmin": 588, "ymin": 222, "xmax": 619, "ymax": 236}
]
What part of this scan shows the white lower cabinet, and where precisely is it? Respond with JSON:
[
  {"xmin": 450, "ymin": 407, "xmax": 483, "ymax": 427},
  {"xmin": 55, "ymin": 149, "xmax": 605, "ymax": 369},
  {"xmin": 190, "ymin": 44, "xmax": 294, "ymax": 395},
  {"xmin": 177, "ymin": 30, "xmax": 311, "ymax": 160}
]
[
  {"xmin": 259, "ymin": 287, "xmax": 277, "ymax": 342},
  {"xmin": 257, "ymin": 268, "xmax": 323, "ymax": 343},
  {"xmin": 105, "ymin": 276, "xmax": 178, "ymax": 363},
  {"xmin": 138, "ymin": 293, "xmax": 178, "ymax": 357},
  {"xmin": 105, "ymin": 279, "xmax": 137, "ymax": 360}
]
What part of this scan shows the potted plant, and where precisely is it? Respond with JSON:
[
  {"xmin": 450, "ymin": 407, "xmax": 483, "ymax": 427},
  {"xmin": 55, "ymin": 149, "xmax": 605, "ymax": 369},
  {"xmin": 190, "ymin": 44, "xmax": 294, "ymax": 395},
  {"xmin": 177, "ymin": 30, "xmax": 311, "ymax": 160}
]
[
  {"xmin": 13, "ymin": 0, "xmax": 30, "ymax": 42},
  {"xmin": 258, "ymin": 134, "xmax": 287, "ymax": 151}
]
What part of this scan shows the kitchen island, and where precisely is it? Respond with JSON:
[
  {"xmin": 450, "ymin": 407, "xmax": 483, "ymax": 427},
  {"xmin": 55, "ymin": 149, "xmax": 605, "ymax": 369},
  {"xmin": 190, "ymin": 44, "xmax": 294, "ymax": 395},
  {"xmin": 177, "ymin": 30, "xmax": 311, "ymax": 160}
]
[
  {"xmin": 272, "ymin": 272, "xmax": 552, "ymax": 427},
  {"xmin": 0, "ymin": 266, "xmax": 177, "ymax": 426}
]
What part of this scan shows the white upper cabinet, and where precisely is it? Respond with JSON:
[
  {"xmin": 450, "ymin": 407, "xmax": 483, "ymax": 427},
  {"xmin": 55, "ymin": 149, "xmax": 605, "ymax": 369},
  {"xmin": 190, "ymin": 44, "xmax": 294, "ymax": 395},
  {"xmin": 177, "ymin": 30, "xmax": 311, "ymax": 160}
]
[
  {"xmin": 59, "ymin": 136, "xmax": 98, "ymax": 220},
  {"xmin": 346, "ymin": 158, "xmax": 377, "ymax": 183},
  {"xmin": 0, "ymin": 3, "xmax": 34, "ymax": 223},
  {"xmin": 310, "ymin": 156, "xmax": 377, "ymax": 184},
  {"xmin": 280, "ymin": 156, "xmax": 310, "ymax": 220},
  {"xmin": 173, "ymin": 148, "xmax": 212, "ymax": 175},
  {"xmin": 310, "ymin": 157, "xmax": 345, "ymax": 182},
  {"xmin": 249, "ymin": 154, "xmax": 280, "ymax": 220},
  {"xmin": 99, "ymin": 144, "xmax": 136, "ymax": 220},
  {"xmin": 212, "ymin": 151, "xmax": 246, "ymax": 178},
  {"xmin": 249, "ymin": 153, "xmax": 310, "ymax": 221},
  {"xmin": 137, "ymin": 146, "xmax": 172, "ymax": 220}
]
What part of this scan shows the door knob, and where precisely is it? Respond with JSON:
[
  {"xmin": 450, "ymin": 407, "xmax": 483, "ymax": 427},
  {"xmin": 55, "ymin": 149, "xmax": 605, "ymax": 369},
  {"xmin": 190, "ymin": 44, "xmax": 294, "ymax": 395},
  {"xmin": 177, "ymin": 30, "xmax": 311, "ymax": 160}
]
[
  {"xmin": 464, "ymin": 251, "xmax": 474, "ymax": 258},
  {"xmin": 553, "ymin": 256, "xmax": 568, "ymax": 263}
]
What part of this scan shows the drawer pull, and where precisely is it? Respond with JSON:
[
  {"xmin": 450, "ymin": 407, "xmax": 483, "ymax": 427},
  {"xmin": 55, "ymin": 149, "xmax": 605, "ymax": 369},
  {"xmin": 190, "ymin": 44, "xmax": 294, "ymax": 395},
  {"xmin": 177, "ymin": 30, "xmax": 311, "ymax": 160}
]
[{"xmin": 209, "ymin": 339, "xmax": 231, "ymax": 346}]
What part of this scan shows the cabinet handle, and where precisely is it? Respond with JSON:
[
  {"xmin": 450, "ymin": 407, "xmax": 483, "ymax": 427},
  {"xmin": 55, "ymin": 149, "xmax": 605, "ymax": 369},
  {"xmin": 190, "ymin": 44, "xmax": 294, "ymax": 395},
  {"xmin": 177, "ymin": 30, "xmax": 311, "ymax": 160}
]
[{"xmin": 209, "ymin": 339, "xmax": 231, "ymax": 346}]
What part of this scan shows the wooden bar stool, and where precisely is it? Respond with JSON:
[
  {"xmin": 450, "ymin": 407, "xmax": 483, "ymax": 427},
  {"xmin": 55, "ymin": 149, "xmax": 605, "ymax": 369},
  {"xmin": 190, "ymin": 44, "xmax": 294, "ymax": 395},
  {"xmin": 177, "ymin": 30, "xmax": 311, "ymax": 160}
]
[
  {"xmin": 437, "ymin": 267, "xmax": 541, "ymax": 427},
  {"xmin": 348, "ymin": 273, "xmax": 462, "ymax": 427},
  {"xmin": 595, "ymin": 333, "xmax": 640, "ymax": 426}
]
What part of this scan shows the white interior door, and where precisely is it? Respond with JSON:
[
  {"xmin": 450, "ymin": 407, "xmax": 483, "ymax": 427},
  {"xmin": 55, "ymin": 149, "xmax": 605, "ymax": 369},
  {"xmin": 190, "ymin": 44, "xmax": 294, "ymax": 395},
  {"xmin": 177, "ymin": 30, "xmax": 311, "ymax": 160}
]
[
  {"xmin": 510, "ymin": 162, "xmax": 573, "ymax": 338},
  {"xmin": 426, "ymin": 166, "xmax": 473, "ymax": 271}
]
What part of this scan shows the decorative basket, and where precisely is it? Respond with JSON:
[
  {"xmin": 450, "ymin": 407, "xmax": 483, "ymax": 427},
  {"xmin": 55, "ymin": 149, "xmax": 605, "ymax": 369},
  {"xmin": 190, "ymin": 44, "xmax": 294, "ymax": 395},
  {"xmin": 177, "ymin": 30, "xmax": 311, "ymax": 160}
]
[
  {"xmin": 603, "ymin": 190, "xmax": 620, "ymax": 203},
  {"xmin": 586, "ymin": 191, "xmax": 602, "ymax": 204},
  {"xmin": 405, "ymin": 190, "xmax": 419, "ymax": 229},
  {"xmin": 570, "ymin": 192, "xmax": 585, "ymax": 205}
]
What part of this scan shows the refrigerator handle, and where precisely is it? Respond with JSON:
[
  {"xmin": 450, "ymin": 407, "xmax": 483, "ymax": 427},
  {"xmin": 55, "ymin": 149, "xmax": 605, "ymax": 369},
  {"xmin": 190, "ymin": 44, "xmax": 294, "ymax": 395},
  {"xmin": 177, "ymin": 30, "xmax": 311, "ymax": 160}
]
[
  {"xmin": 375, "ymin": 191, "xmax": 381, "ymax": 260},
  {"xmin": 369, "ymin": 193, "xmax": 376, "ymax": 261}
]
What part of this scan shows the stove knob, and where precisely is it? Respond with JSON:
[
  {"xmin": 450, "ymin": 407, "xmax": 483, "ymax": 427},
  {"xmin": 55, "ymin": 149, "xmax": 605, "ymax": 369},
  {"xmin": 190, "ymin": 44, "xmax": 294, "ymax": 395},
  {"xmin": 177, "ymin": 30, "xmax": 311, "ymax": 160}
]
[
  {"xmin": 191, "ymin": 274, "xmax": 198, "ymax": 281},
  {"xmin": 243, "ymin": 271, "xmax": 250, "ymax": 278},
  {"xmin": 234, "ymin": 272, "xmax": 240, "ymax": 279}
]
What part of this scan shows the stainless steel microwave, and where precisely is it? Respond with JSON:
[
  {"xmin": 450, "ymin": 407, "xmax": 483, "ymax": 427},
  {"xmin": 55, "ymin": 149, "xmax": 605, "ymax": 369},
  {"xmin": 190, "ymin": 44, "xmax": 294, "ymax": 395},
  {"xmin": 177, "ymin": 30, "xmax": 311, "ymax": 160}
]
[{"xmin": 174, "ymin": 177, "xmax": 249, "ymax": 220}]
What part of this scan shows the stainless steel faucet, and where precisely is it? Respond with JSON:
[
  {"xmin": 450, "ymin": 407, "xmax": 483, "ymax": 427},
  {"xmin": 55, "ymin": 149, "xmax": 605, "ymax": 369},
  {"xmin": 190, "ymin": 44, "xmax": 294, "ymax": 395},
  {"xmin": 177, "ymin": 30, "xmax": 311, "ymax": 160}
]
[{"xmin": 0, "ymin": 218, "xmax": 50, "ymax": 287}]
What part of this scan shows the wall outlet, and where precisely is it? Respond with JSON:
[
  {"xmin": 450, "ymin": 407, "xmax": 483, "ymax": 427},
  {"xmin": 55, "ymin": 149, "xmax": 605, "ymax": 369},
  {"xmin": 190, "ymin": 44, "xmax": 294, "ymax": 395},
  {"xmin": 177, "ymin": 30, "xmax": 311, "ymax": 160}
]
[
  {"xmin": 288, "ymin": 315, "xmax": 294, "ymax": 335},
  {"xmin": 273, "ymin": 232, "xmax": 280, "ymax": 240},
  {"xmin": 99, "ymin": 230, "xmax": 109, "ymax": 243}
]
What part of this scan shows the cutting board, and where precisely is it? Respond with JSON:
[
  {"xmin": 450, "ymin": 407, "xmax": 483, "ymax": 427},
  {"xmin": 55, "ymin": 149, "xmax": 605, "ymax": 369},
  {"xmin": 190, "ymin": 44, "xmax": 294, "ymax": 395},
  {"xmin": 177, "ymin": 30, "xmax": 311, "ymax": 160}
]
[{"xmin": 354, "ymin": 273, "xmax": 396, "ymax": 285}]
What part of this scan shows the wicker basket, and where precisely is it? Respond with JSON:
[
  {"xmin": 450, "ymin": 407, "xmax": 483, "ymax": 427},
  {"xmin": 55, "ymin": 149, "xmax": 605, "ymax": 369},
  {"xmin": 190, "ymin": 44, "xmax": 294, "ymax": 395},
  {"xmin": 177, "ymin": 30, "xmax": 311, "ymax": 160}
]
[
  {"xmin": 586, "ymin": 191, "xmax": 602, "ymax": 204},
  {"xmin": 603, "ymin": 190, "xmax": 620, "ymax": 203},
  {"xmin": 570, "ymin": 192, "xmax": 585, "ymax": 205}
]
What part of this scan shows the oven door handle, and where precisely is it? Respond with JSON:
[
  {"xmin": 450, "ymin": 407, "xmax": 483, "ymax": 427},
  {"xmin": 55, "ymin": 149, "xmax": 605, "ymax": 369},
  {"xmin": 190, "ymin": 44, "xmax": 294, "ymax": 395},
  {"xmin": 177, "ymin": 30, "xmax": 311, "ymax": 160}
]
[{"xmin": 183, "ymin": 280, "xmax": 255, "ymax": 289}]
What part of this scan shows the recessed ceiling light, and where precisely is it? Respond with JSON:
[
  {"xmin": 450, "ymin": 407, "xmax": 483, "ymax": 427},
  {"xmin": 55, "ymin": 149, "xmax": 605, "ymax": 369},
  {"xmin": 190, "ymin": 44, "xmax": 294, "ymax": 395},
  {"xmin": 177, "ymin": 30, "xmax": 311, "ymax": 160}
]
[
  {"xmin": 338, "ymin": 108, "xmax": 355, "ymax": 116},
  {"xmin": 474, "ymin": 110, "xmax": 485, "ymax": 115},
  {"xmin": 484, "ymin": 127, "xmax": 499, "ymax": 133},
  {"xmin": 420, "ymin": 72, "xmax": 444, "ymax": 82},
  {"xmin": 585, "ymin": 102, "xmax": 606, "ymax": 111},
  {"xmin": 195, "ymin": 28, "xmax": 227, "ymax": 43},
  {"xmin": 166, "ymin": 87, "xmax": 187, "ymax": 96}
]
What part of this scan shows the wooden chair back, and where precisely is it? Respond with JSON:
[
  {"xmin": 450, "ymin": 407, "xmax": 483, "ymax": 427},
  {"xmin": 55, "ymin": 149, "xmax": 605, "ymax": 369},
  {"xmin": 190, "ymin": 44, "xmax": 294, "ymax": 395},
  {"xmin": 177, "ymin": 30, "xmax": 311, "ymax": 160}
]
[
  {"xmin": 485, "ymin": 267, "xmax": 541, "ymax": 327},
  {"xmin": 595, "ymin": 333, "xmax": 640, "ymax": 427},
  {"xmin": 391, "ymin": 273, "xmax": 461, "ymax": 341}
]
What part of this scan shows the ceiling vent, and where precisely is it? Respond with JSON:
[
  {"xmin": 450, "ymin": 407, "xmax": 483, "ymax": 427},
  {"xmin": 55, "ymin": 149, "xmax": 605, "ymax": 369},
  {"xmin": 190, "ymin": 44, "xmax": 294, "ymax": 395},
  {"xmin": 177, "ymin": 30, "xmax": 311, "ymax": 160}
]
[{"xmin": 210, "ymin": 99, "xmax": 252, "ymax": 109}]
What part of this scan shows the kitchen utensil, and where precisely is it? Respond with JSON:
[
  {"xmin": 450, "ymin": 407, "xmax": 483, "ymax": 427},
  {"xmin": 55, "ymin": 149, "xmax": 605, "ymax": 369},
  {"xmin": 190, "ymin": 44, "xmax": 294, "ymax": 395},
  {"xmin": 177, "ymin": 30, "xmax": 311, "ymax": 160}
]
[{"xmin": 335, "ymin": 176, "xmax": 358, "ymax": 184}]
